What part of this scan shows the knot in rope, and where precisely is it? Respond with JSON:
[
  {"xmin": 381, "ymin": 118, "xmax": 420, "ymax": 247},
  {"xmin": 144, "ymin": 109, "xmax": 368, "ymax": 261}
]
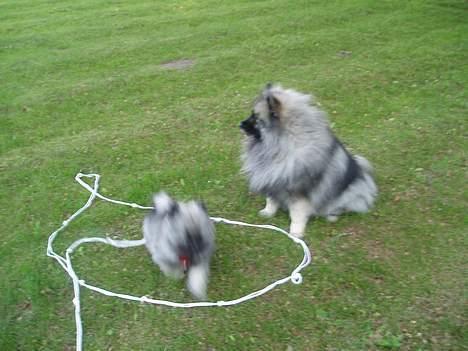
[{"xmin": 290, "ymin": 272, "xmax": 303, "ymax": 284}]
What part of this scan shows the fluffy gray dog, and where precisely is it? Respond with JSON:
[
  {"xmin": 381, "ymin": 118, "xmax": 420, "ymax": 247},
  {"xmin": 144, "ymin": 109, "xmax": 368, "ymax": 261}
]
[
  {"xmin": 240, "ymin": 84, "xmax": 377, "ymax": 237},
  {"xmin": 143, "ymin": 192, "xmax": 215, "ymax": 299}
]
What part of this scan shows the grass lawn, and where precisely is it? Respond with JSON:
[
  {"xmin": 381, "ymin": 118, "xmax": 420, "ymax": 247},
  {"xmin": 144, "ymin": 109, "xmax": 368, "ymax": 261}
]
[{"xmin": 0, "ymin": 0, "xmax": 466, "ymax": 350}]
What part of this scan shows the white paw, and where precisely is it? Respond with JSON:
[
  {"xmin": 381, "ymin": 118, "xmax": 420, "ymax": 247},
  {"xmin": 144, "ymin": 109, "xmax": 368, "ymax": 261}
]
[
  {"xmin": 290, "ymin": 222, "xmax": 306, "ymax": 238},
  {"xmin": 289, "ymin": 224, "xmax": 305, "ymax": 238},
  {"xmin": 326, "ymin": 215, "xmax": 338, "ymax": 223},
  {"xmin": 259, "ymin": 208, "xmax": 275, "ymax": 218},
  {"xmin": 289, "ymin": 231, "xmax": 304, "ymax": 238}
]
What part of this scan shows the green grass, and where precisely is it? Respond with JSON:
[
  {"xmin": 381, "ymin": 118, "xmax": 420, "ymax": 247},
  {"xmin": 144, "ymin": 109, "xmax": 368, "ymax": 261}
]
[{"xmin": 1, "ymin": 0, "xmax": 466, "ymax": 350}]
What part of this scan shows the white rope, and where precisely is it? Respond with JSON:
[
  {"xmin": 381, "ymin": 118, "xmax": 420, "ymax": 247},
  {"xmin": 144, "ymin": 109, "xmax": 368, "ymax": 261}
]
[{"xmin": 46, "ymin": 173, "xmax": 313, "ymax": 350}]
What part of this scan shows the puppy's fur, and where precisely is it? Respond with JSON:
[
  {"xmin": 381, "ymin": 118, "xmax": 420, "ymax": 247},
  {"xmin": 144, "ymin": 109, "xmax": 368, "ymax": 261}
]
[
  {"xmin": 240, "ymin": 84, "xmax": 377, "ymax": 237},
  {"xmin": 143, "ymin": 192, "xmax": 215, "ymax": 299}
]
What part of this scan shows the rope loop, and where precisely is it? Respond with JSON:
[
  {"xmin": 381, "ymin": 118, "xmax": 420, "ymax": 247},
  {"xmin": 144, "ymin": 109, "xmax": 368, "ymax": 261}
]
[{"xmin": 47, "ymin": 173, "xmax": 313, "ymax": 351}]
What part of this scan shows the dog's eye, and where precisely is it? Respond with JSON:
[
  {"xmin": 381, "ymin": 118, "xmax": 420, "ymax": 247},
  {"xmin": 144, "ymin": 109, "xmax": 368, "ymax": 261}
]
[
  {"xmin": 256, "ymin": 117, "xmax": 266, "ymax": 128},
  {"xmin": 252, "ymin": 113, "xmax": 262, "ymax": 123}
]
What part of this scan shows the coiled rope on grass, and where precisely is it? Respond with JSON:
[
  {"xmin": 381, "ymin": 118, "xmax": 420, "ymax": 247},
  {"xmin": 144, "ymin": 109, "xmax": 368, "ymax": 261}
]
[{"xmin": 46, "ymin": 173, "xmax": 312, "ymax": 351}]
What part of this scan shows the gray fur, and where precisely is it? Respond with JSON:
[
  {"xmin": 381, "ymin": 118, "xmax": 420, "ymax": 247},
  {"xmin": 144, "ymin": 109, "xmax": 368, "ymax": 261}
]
[
  {"xmin": 240, "ymin": 84, "xmax": 377, "ymax": 235},
  {"xmin": 142, "ymin": 192, "xmax": 215, "ymax": 299}
]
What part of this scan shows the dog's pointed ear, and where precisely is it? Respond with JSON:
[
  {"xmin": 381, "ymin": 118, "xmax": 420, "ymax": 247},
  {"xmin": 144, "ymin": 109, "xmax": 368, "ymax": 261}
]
[
  {"xmin": 153, "ymin": 191, "xmax": 177, "ymax": 215},
  {"xmin": 266, "ymin": 92, "xmax": 281, "ymax": 119}
]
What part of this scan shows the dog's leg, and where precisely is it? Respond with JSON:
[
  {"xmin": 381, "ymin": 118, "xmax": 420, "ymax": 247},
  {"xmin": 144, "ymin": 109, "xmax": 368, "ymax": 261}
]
[
  {"xmin": 259, "ymin": 197, "xmax": 279, "ymax": 217},
  {"xmin": 326, "ymin": 215, "xmax": 339, "ymax": 222},
  {"xmin": 187, "ymin": 263, "xmax": 209, "ymax": 300},
  {"xmin": 288, "ymin": 197, "xmax": 313, "ymax": 238}
]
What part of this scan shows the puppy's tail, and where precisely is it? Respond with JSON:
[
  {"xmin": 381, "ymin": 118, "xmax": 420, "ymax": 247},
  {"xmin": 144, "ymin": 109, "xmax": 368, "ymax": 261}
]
[
  {"xmin": 355, "ymin": 155, "xmax": 374, "ymax": 175},
  {"xmin": 187, "ymin": 263, "xmax": 209, "ymax": 300}
]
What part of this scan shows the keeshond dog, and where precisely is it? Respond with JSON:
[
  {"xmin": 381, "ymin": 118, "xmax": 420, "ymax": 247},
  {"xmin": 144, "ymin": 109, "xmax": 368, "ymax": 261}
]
[
  {"xmin": 240, "ymin": 84, "xmax": 377, "ymax": 237},
  {"xmin": 143, "ymin": 192, "xmax": 215, "ymax": 299}
]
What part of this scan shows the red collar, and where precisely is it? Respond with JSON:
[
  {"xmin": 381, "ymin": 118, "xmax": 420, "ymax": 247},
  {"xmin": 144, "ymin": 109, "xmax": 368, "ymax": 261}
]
[{"xmin": 179, "ymin": 255, "xmax": 190, "ymax": 272}]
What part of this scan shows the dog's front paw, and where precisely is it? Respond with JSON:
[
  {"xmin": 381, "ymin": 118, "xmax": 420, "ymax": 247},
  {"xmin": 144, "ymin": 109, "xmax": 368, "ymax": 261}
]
[
  {"xmin": 326, "ymin": 215, "xmax": 338, "ymax": 223},
  {"xmin": 289, "ymin": 222, "xmax": 306, "ymax": 238},
  {"xmin": 289, "ymin": 224, "xmax": 305, "ymax": 238},
  {"xmin": 289, "ymin": 230, "xmax": 304, "ymax": 238},
  {"xmin": 259, "ymin": 208, "xmax": 276, "ymax": 218}
]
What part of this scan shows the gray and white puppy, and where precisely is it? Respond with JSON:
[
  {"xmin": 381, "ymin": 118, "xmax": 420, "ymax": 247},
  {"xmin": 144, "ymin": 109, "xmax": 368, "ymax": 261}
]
[
  {"xmin": 240, "ymin": 84, "xmax": 377, "ymax": 237},
  {"xmin": 143, "ymin": 192, "xmax": 215, "ymax": 300}
]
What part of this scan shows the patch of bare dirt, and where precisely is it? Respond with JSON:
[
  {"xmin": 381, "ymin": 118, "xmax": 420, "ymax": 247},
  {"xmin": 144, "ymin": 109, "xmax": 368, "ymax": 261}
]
[{"xmin": 159, "ymin": 59, "xmax": 195, "ymax": 70}]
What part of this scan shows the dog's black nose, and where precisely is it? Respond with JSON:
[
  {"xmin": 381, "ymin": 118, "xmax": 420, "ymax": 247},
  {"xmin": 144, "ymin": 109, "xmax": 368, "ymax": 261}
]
[{"xmin": 240, "ymin": 115, "xmax": 253, "ymax": 130}]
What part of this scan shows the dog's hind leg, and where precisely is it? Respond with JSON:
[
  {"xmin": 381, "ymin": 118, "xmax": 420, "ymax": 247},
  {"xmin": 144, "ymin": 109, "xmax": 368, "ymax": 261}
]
[
  {"xmin": 288, "ymin": 197, "xmax": 313, "ymax": 238},
  {"xmin": 259, "ymin": 197, "xmax": 280, "ymax": 218}
]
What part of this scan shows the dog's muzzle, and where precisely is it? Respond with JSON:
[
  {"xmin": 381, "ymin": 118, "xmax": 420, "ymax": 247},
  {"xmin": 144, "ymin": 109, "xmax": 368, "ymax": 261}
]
[
  {"xmin": 239, "ymin": 119, "xmax": 250, "ymax": 131},
  {"xmin": 240, "ymin": 114, "xmax": 257, "ymax": 132}
]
